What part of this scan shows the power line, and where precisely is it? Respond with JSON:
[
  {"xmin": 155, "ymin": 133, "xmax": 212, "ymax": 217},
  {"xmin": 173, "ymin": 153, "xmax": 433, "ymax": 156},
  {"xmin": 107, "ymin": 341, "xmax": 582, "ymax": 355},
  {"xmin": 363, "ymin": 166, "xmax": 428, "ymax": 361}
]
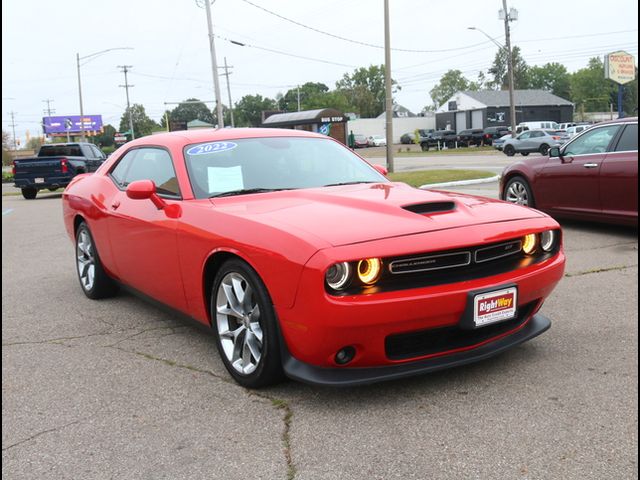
[{"xmin": 237, "ymin": 0, "xmax": 498, "ymax": 54}]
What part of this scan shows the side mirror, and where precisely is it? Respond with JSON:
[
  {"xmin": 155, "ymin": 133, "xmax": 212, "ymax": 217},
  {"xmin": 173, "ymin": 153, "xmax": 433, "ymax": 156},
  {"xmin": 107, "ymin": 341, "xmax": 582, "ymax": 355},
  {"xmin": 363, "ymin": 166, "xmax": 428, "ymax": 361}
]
[
  {"xmin": 373, "ymin": 164, "xmax": 388, "ymax": 176},
  {"xmin": 126, "ymin": 179, "xmax": 166, "ymax": 209},
  {"xmin": 549, "ymin": 146, "xmax": 561, "ymax": 158}
]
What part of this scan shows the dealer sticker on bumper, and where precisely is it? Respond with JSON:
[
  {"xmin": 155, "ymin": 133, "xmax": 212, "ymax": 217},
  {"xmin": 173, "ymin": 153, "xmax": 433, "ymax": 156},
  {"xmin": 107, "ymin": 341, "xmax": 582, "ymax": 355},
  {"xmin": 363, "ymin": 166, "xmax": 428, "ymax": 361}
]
[{"xmin": 473, "ymin": 287, "xmax": 517, "ymax": 327}]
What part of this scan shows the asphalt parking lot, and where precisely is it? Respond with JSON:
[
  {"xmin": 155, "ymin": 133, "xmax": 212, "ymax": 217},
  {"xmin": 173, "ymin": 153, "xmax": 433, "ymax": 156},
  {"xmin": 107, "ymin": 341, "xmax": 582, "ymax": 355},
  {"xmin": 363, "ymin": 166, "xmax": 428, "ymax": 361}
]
[{"xmin": 2, "ymin": 181, "xmax": 637, "ymax": 479}]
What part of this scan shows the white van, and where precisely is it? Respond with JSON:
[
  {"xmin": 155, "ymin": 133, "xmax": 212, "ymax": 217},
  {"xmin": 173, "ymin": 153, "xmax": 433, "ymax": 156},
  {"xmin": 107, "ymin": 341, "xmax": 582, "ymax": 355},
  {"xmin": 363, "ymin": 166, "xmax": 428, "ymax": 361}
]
[{"xmin": 517, "ymin": 121, "xmax": 560, "ymax": 131}]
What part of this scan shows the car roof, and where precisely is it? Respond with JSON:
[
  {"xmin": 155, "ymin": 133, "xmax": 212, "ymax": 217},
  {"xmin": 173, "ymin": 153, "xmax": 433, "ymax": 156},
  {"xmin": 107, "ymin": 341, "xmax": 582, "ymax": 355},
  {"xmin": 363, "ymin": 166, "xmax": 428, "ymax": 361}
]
[{"xmin": 592, "ymin": 117, "xmax": 637, "ymax": 126}]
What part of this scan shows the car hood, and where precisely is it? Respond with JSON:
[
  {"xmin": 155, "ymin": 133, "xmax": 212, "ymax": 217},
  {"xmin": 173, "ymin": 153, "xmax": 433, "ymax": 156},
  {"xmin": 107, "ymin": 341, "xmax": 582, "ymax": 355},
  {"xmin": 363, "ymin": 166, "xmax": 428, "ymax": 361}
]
[{"xmin": 209, "ymin": 182, "xmax": 545, "ymax": 247}]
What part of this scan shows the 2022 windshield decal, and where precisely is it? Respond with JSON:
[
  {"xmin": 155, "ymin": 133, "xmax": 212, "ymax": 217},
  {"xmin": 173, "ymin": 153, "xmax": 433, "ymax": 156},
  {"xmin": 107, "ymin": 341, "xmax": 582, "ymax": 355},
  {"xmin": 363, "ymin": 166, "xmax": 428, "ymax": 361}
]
[{"xmin": 186, "ymin": 142, "xmax": 238, "ymax": 156}]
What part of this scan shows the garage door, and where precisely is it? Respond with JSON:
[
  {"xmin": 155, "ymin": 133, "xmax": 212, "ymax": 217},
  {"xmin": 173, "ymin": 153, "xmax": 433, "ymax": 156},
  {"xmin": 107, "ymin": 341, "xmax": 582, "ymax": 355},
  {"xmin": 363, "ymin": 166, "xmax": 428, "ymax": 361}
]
[
  {"xmin": 455, "ymin": 112, "xmax": 467, "ymax": 133},
  {"xmin": 471, "ymin": 110, "xmax": 484, "ymax": 129}
]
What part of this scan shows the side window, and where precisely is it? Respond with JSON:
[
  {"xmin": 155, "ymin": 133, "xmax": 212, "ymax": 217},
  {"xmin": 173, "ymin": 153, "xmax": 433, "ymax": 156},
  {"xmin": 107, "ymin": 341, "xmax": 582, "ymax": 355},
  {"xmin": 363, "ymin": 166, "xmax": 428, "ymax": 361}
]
[
  {"xmin": 614, "ymin": 124, "xmax": 638, "ymax": 152},
  {"xmin": 81, "ymin": 145, "xmax": 95, "ymax": 158},
  {"xmin": 91, "ymin": 145, "xmax": 105, "ymax": 159},
  {"xmin": 110, "ymin": 148, "xmax": 180, "ymax": 197},
  {"xmin": 564, "ymin": 125, "xmax": 621, "ymax": 156},
  {"xmin": 518, "ymin": 132, "xmax": 531, "ymax": 140}
]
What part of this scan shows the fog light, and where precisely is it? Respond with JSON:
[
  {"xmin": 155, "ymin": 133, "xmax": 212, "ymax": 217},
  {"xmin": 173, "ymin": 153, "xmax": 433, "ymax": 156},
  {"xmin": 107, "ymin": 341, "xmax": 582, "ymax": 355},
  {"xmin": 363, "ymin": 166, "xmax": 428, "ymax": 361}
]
[
  {"xmin": 357, "ymin": 258, "xmax": 382, "ymax": 285},
  {"xmin": 540, "ymin": 230, "xmax": 556, "ymax": 252},
  {"xmin": 522, "ymin": 234, "xmax": 537, "ymax": 254},
  {"xmin": 335, "ymin": 346, "xmax": 356, "ymax": 365}
]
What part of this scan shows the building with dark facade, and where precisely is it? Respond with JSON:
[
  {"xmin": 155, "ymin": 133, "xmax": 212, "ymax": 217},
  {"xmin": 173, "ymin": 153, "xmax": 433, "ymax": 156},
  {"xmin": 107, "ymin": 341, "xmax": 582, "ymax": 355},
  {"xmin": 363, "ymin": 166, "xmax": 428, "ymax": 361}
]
[
  {"xmin": 436, "ymin": 90, "xmax": 574, "ymax": 132},
  {"xmin": 262, "ymin": 108, "xmax": 348, "ymax": 145}
]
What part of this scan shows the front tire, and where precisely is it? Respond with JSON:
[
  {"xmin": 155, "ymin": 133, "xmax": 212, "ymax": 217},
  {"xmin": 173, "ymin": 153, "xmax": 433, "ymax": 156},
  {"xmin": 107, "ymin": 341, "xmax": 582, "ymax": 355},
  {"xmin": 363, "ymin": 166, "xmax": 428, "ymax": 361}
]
[
  {"xmin": 504, "ymin": 145, "xmax": 516, "ymax": 157},
  {"xmin": 212, "ymin": 259, "xmax": 284, "ymax": 388},
  {"xmin": 75, "ymin": 222, "xmax": 119, "ymax": 299},
  {"xmin": 21, "ymin": 188, "xmax": 37, "ymax": 199},
  {"xmin": 504, "ymin": 176, "xmax": 535, "ymax": 207},
  {"xmin": 420, "ymin": 142, "xmax": 429, "ymax": 152},
  {"xmin": 539, "ymin": 144, "xmax": 550, "ymax": 156}
]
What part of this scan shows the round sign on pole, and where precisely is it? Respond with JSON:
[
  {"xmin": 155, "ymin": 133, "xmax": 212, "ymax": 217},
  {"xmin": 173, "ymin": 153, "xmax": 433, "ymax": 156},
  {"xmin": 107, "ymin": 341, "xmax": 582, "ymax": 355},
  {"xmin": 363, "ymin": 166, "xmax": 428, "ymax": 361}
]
[{"xmin": 604, "ymin": 51, "xmax": 636, "ymax": 85}]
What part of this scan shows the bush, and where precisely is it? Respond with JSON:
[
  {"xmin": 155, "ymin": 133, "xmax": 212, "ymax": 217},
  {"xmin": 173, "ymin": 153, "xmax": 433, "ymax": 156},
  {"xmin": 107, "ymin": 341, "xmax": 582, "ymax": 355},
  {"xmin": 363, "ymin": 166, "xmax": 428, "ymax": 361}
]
[{"xmin": 2, "ymin": 171, "xmax": 14, "ymax": 183}]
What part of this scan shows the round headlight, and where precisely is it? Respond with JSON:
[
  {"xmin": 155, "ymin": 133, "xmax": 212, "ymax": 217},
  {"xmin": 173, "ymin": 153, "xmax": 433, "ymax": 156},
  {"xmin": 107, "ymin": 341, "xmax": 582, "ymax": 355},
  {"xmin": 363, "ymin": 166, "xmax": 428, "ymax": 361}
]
[
  {"xmin": 357, "ymin": 258, "xmax": 382, "ymax": 285},
  {"xmin": 540, "ymin": 230, "xmax": 556, "ymax": 252},
  {"xmin": 326, "ymin": 262, "xmax": 352, "ymax": 291},
  {"xmin": 522, "ymin": 234, "xmax": 537, "ymax": 255}
]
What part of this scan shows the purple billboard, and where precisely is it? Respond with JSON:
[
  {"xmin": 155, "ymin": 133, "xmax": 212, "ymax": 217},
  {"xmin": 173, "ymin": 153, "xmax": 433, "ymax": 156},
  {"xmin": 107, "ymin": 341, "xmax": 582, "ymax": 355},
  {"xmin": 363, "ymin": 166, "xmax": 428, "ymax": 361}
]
[{"xmin": 42, "ymin": 115, "xmax": 103, "ymax": 134}]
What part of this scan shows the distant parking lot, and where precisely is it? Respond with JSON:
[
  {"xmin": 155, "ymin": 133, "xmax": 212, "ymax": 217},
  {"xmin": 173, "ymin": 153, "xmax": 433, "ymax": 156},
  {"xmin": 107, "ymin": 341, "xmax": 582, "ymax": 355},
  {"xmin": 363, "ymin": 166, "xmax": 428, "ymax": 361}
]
[{"xmin": 2, "ymin": 174, "xmax": 637, "ymax": 479}]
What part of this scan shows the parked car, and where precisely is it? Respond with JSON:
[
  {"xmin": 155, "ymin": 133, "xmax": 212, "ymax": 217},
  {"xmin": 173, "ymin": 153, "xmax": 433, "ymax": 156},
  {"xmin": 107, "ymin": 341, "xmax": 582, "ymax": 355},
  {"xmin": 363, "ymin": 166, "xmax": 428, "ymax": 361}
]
[
  {"xmin": 482, "ymin": 126, "xmax": 511, "ymax": 146},
  {"xmin": 62, "ymin": 128, "xmax": 565, "ymax": 388},
  {"xmin": 558, "ymin": 122, "xmax": 577, "ymax": 131},
  {"xmin": 559, "ymin": 124, "xmax": 591, "ymax": 142},
  {"xmin": 354, "ymin": 134, "xmax": 369, "ymax": 148},
  {"xmin": 456, "ymin": 129, "xmax": 485, "ymax": 147},
  {"xmin": 419, "ymin": 130, "xmax": 457, "ymax": 151},
  {"xmin": 502, "ymin": 129, "xmax": 564, "ymax": 156},
  {"xmin": 500, "ymin": 117, "xmax": 637, "ymax": 226},
  {"xmin": 13, "ymin": 142, "xmax": 107, "ymax": 199},
  {"xmin": 400, "ymin": 133, "xmax": 414, "ymax": 144},
  {"xmin": 492, "ymin": 133, "xmax": 513, "ymax": 151},
  {"xmin": 367, "ymin": 135, "xmax": 387, "ymax": 147}
]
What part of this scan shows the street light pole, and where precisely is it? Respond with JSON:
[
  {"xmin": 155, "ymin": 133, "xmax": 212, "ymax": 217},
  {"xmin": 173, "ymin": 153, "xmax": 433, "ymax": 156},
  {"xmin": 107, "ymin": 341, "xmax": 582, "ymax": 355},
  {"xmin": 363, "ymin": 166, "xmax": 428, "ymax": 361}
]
[
  {"xmin": 383, "ymin": 0, "xmax": 394, "ymax": 173},
  {"xmin": 502, "ymin": 0, "xmax": 517, "ymax": 138},
  {"xmin": 76, "ymin": 47, "xmax": 133, "ymax": 142},
  {"xmin": 203, "ymin": 0, "xmax": 225, "ymax": 128}
]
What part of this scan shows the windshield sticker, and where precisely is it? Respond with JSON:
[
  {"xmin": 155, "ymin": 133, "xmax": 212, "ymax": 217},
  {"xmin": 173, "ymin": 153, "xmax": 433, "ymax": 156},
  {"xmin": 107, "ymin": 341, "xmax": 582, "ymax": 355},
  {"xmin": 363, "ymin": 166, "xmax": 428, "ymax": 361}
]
[
  {"xmin": 187, "ymin": 142, "xmax": 237, "ymax": 156},
  {"xmin": 208, "ymin": 166, "xmax": 244, "ymax": 193}
]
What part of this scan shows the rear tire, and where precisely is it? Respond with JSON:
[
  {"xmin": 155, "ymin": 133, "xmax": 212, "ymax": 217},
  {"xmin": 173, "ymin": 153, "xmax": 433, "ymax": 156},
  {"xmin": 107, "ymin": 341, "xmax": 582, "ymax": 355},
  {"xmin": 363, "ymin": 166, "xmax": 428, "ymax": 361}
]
[
  {"xmin": 75, "ymin": 222, "xmax": 119, "ymax": 299},
  {"xmin": 504, "ymin": 145, "xmax": 516, "ymax": 157},
  {"xmin": 212, "ymin": 259, "xmax": 284, "ymax": 388},
  {"xmin": 21, "ymin": 188, "xmax": 37, "ymax": 199},
  {"xmin": 521, "ymin": 152, "xmax": 530, "ymax": 156}
]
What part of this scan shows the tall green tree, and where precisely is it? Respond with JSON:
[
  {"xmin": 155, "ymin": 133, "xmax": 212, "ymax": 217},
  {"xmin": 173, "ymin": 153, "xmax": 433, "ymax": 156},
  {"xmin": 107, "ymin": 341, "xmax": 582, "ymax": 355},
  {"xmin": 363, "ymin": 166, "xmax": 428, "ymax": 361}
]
[
  {"xmin": 429, "ymin": 70, "xmax": 478, "ymax": 109},
  {"xmin": 528, "ymin": 63, "xmax": 571, "ymax": 99},
  {"xmin": 2, "ymin": 130, "xmax": 12, "ymax": 165},
  {"xmin": 94, "ymin": 124, "xmax": 117, "ymax": 147},
  {"xmin": 281, "ymin": 82, "xmax": 330, "ymax": 112},
  {"xmin": 488, "ymin": 46, "xmax": 529, "ymax": 90},
  {"xmin": 119, "ymin": 104, "xmax": 159, "ymax": 138},
  {"xmin": 234, "ymin": 94, "xmax": 277, "ymax": 127},
  {"xmin": 336, "ymin": 65, "xmax": 398, "ymax": 118},
  {"xmin": 167, "ymin": 98, "xmax": 215, "ymax": 125},
  {"xmin": 570, "ymin": 57, "xmax": 617, "ymax": 113}
]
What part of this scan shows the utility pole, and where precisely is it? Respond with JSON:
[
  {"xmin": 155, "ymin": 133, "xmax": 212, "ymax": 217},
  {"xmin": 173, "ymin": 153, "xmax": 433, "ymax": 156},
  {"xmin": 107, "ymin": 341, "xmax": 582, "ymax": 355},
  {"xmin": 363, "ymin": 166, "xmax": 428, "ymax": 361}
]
[
  {"xmin": 501, "ymin": 0, "xmax": 517, "ymax": 137},
  {"xmin": 383, "ymin": 0, "xmax": 394, "ymax": 172},
  {"xmin": 9, "ymin": 111, "xmax": 18, "ymax": 150},
  {"xmin": 297, "ymin": 85, "xmax": 301, "ymax": 112},
  {"xmin": 118, "ymin": 65, "xmax": 135, "ymax": 140},
  {"xmin": 203, "ymin": 0, "xmax": 224, "ymax": 128},
  {"xmin": 220, "ymin": 57, "xmax": 235, "ymax": 127},
  {"xmin": 42, "ymin": 99, "xmax": 55, "ymax": 142}
]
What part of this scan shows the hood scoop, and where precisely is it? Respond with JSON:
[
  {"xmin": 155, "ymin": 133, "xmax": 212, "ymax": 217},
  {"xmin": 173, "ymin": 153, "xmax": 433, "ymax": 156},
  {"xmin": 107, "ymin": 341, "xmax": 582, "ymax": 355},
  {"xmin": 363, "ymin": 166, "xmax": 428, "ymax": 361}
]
[{"xmin": 402, "ymin": 201, "xmax": 456, "ymax": 215}]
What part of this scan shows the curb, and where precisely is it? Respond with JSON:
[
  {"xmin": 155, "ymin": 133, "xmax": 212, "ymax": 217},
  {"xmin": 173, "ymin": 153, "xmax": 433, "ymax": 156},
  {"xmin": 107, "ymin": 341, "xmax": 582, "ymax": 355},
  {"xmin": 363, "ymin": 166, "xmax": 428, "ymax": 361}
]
[{"xmin": 420, "ymin": 175, "xmax": 500, "ymax": 189}]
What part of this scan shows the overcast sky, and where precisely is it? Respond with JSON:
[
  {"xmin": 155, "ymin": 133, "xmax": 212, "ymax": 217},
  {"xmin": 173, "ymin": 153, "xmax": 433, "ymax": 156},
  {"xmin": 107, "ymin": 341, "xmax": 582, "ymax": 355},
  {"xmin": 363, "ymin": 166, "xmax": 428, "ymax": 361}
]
[{"xmin": 2, "ymin": 0, "xmax": 638, "ymax": 142}]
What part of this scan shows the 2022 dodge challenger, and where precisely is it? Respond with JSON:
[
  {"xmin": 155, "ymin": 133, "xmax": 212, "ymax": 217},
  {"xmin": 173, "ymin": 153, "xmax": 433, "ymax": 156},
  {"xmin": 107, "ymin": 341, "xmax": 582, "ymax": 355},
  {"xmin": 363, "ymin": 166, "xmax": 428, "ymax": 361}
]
[{"xmin": 62, "ymin": 129, "xmax": 565, "ymax": 388}]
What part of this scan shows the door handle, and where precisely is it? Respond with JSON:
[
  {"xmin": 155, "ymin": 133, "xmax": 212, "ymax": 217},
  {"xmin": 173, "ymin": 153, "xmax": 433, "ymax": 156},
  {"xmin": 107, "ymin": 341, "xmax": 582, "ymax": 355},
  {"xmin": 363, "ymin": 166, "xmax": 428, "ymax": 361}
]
[
  {"xmin": 583, "ymin": 163, "xmax": 599, "ymax": 168},
  {"xmin": 111, "ymin": 200, "xmax": 120, "ymax": 210}
]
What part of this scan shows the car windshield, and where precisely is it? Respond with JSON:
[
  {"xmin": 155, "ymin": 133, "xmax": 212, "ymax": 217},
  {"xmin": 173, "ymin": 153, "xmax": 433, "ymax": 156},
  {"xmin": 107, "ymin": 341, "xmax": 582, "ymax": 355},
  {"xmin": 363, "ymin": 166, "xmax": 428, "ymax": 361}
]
[{"xmin": 184, "ymin": 137, "xmax": 388, "ymax": 199}]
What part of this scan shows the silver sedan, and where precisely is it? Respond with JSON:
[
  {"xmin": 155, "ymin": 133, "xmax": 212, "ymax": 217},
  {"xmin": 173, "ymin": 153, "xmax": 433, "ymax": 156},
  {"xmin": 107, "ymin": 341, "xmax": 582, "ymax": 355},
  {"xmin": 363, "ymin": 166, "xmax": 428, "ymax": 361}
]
[{"xmin": 502, "ymin": 129, "xmax": 564, "ymax": 156}]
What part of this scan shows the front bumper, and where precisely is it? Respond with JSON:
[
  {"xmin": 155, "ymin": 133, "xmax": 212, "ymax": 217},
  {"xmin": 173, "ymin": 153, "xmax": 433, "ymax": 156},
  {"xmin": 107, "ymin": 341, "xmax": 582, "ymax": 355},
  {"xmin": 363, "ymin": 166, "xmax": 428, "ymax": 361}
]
[{"xmin": 282, "ymin": 313, "xmax": 551, "ymax": 386}]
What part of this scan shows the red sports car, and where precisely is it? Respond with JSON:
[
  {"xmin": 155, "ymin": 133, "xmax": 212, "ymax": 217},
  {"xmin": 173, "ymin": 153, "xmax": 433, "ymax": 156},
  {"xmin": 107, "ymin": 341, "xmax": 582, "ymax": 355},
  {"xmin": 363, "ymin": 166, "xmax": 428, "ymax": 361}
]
[
  {"xmin": 500, "ymin": 117, "xmax": 638, "ymax": 226},
  {"xmin": 63, "ymin": 128, "xmax": 565, "ymax": 388}
]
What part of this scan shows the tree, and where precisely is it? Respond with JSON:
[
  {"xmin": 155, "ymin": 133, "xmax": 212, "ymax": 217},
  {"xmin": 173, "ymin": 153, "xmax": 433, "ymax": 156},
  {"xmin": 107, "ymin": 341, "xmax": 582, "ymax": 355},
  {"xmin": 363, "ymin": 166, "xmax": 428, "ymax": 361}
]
[
  {"xmin": 280, "ymin": 82, "xmax": 330, "ymax": 112},
  {"xmin": 2, "ymin": 130, "xmax": 12, "ymax": 166},
  {"xmin": 429, "ymin": 70, "xmax": 476, "ymax": 109},
  {"xmin": 167, "ymin": 98, "xmax": 215, "ymax": 125},
  {"xmin": 119, "ymin": 104, "xmax": 159, "ymax": 138},
  {"xmin": 570, "ymin": 57, "xmax": 617, "ymax": 113},
  {"xmin": 234, "ymin": 94, "xmax": 277, "ymax": 127},
  {"xmin": 336, "ymin": 65, "xmax": 398, "ymax": 118},
  {"xmin": 488, "ymin": 46, "xmax": 529, "ymax": 90},
  {"xmin": 528, "ymin": 63, "xmax": 571, "ymax": 99},
  {"xmin": 94, "ymin": 124, "xmax": 117, "ymax": 147}
]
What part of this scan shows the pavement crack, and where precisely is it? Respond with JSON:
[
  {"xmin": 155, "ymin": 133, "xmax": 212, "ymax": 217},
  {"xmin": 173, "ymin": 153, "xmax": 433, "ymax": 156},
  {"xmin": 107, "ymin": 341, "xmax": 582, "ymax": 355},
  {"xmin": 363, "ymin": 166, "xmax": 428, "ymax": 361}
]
[
  {"xmin": 2, "ymin": 420, "xmax": 81, "ymax": 452},
  {"xmin": 104, "ymin": 325, "xmax": 188, "ymax": 348},
  {"xmin": 565, "ymin": 264, "xmax": 637, "ymax": 278},
  {"xmin": 107, "ymin": 347, "xmax": 297, "ymax": 479},
  {"xmin": 1, "ymin": 329, "xmax": 137, "ymax": 347}
]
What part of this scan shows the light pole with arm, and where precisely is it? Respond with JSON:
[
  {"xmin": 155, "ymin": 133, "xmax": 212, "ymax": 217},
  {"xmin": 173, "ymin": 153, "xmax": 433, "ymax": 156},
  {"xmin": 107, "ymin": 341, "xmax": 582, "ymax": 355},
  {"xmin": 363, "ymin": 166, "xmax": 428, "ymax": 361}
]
[
  {"xmin": 468, "ymin": 18, "xmax": 517, "ymax": 137},
  {"xmin": 76, "ymin": 47, "xmax": 133, "ymax": 141}
]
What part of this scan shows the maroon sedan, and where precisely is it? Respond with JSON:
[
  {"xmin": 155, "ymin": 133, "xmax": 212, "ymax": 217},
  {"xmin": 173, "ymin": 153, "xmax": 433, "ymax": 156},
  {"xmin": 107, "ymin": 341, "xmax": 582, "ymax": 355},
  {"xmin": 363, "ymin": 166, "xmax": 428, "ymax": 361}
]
[{"xmin": 500, "ymin": 117, "xmax": 638, "ymax": 226}]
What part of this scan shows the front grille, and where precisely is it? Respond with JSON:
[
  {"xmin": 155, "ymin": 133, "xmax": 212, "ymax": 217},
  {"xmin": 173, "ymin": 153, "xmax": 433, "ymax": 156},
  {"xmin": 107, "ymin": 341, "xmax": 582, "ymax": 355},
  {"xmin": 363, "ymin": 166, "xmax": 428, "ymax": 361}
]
[
  {"xmin": 385, "ymin": 301, "xmax": 537, "ymax": 360},
  {"xmin": 389, "ymin": 251, "xmax": 471, "ymax": 274},
  {"xmin": 475, "ymin": 240, "xmax": 522, "ymax": 263}
]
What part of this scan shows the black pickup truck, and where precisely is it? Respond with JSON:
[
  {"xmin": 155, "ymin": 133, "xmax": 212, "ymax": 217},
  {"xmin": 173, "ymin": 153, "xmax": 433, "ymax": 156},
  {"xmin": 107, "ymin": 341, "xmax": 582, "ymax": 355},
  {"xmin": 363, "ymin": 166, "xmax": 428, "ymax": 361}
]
[
  {"xmin": 13, "ymin": 143, "xmax": 107, "ymax": 199},
  {"xmin": 419, "ymin": 130, "xmax": 457, "ymax": 151}
]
